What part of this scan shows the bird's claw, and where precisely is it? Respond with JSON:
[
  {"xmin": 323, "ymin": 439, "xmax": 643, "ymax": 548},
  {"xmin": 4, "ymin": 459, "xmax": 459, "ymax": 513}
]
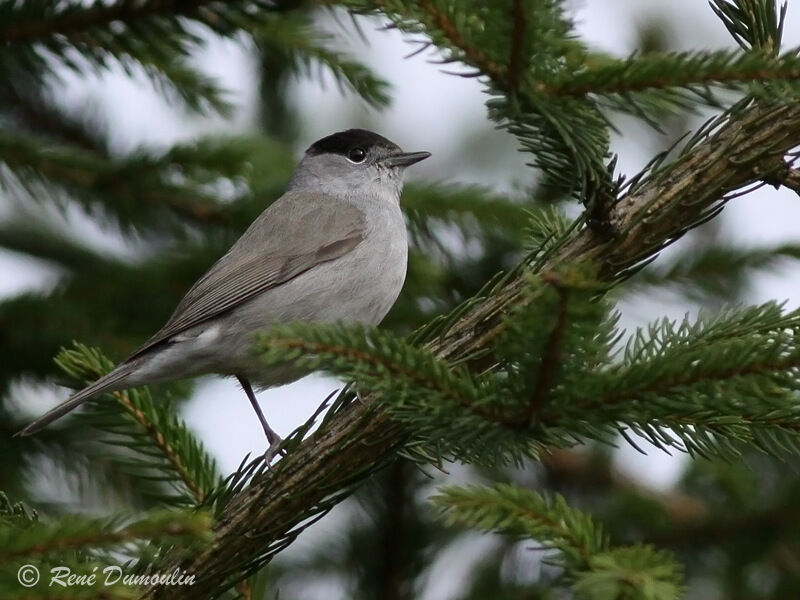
[{"xmin": 264, "ymin": 436, "xmax": 286, "ymax": 467}]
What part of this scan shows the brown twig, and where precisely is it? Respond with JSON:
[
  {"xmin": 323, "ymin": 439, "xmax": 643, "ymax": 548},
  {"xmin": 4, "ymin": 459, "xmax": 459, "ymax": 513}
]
[
  {"xmin": 416, "ymin": 0, "xmax": 509, "ymax": 87},
  {"xmin": 525, "ymin": 278, "xmax": 570, "ymax": 423},
  {"xmin": 113, "ymin": 390, "xmax": 207, "ymax": 503},
  {"xmin": 235, "ymin": 581, "xmax": 252, "ymax": 600},
  {"xmin": 508, "ymin": 0, "xmax": 527, "ymax": 93}
]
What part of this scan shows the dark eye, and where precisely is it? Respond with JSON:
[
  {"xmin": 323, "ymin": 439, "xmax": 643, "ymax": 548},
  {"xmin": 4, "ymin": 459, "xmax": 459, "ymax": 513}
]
[{"xmin": 348, "ymin": 147, "xmax": 366, "ymax": 163}]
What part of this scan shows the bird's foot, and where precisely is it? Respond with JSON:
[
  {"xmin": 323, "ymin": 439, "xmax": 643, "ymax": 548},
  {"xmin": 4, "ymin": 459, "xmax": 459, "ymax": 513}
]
[{"xmin": 264, "ymin": 435, "xmax": 286, "ymax": 467}]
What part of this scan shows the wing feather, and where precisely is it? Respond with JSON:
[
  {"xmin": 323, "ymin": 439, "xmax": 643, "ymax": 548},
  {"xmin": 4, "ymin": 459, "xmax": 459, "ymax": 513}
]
[{"xmin": 128, "ymin": 192, "xmax": 366, "ymax": 360}]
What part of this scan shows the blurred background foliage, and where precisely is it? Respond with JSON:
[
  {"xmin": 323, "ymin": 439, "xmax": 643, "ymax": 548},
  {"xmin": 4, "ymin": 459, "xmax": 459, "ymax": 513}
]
[{"xmin": 2, "ymin": 1, "xmax": 800, "ymax": 599}]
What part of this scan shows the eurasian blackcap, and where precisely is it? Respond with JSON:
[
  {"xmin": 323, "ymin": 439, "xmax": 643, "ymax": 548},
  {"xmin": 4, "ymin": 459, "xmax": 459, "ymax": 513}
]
[{"xmin": 18, "ymin": 129, "xmax": 430, "ymax": 459}]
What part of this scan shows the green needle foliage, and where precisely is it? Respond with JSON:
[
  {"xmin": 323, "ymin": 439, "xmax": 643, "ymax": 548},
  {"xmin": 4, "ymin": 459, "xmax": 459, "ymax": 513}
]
[
  {"xmin": 433, "ymin": 484, "xmax": 683, "ymax": 600},
  {"xmin": 56, "ymin": 344, "xmax": 223, "ymax": 506},
  {"xmin": 342, "ymin": 0, "xmax": 797, "ymax": 197},
  {"xmin": 4, "ymin": 0, "xmax": 800, "ymax": 598},
  {"xmin": 0, "ymin": 509, "xmax": 212, "ymax": 562},
  {"xmin": 711, "ymin": 0, "xmax": 788, "ymax": 53},
  {"xmin": 256, "ymin": 278, "xmax": 800, "ymax": 464},
  {"xmin": 0, "ymin": 500, "xmax": 211, "ymax": 598},
  {"xmin": 629, "ymin": 242, "xmax": 800, "ymax": 303}
]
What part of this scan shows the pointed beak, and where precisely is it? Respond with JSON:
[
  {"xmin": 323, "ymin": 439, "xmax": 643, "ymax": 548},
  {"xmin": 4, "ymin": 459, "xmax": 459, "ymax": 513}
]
[{"xmin": 381, "ymin": 151, "xmax": 431, "ymax": 168}]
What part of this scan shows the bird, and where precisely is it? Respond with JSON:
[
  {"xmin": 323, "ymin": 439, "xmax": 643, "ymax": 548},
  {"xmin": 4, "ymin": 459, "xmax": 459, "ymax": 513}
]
[{"xmin": 17, "ymin": 129, "xmax": 430, "ymax": 459}]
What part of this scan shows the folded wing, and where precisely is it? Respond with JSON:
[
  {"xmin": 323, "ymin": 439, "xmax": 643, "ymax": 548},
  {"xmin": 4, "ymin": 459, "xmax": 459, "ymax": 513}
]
[{"xmin": 129, "ymin": 191, "xmax": 367, "ymax": 360}]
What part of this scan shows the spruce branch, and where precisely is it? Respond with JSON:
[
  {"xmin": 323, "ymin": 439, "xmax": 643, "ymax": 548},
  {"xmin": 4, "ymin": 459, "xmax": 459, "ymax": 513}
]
[
  {"xmin": 0, "ymin": 1, "xmax": 389, "ymax": 113},
  {"xmin": 340, "ymin": 1, "xmax": 800, "ymax": 192},
  {"xmin": 630, "ymin": 241, "xmax": 800, "ymax": 303},
  {"xmin": 508, "ymin": 0, "xmax": 527, "ymax": 93},
  {"xmin": 433, "ymin": 484, "xmax": 683, "ymax": 599},
  {"xmin": 254, "ymin": 273, "xmax": 612, "ymax": 466},
  {"xmin": 56, "ymin": 344, "xmax": 222, "ymax": 505},
  {"xmin": 0, "ymin": 0, "xmax": 244, "ymax": 115},
  {"xmin": 414, "ymin": 0, "xmax": 508, "ymax": 86},
  {"xmin": 530, "ymin": 303, "xmax": 800, "ymax": 458},
  {"xmin": 772, "ymin": 165, "xmax": 800, "ymax": 197},
  {"xmin": 548, "ymin": 49, "xmax": 800, "ymax": 101},
  {"xmin": 0, "ymin": 74, "xmax": 108, "ymax": 152},
  {"xmin": 525, "ymin": 275, "xmax": 570, "ymax": 422},
  {"xmin": 144, "ymin": 98, "xmax": 800, "ymax": 600},
  {"xmin": 255, "ymin": 14, "xmax": 391, "ymax": 107},
  {"xmin": 433, "ymin": 484, "xmax": 607, "ymax": 565},
  {"xmin": 342, "ymin": 0, "xmax": 610, "ymax": 193},
  {"xmin": 574, "ymin": 545, "xmax": 683, "ymax": 600},
  {"xmin": 255, "ymin": 323, "xmax": 532, "ymax": 464},
  {"xmin": 0, "ymin": 130, "xmax": 254, "ymax": 230},
  {"xmin": 0, "ymin": 492, "xmax": 38, "ymax": 527},
  {"xmin": 0, "ymin": 0, "xmax": 210, "ymax": 43},
  {"xmin": 710, "ymin": 0, "xmax": 788, "ymax": 54},
  {"xmin": 0, "ymin": 510, "xmax": 211, "ymax": 562}
]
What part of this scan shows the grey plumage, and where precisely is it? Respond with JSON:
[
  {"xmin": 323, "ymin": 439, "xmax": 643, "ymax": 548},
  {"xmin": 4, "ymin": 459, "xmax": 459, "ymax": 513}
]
[
  {"xmin": 128, "ymin": 193, "xmax": 368, "ymax": 362},
  {"xmin": 18, "ymin": 129, "xmax": 430, "ymax": 438}
]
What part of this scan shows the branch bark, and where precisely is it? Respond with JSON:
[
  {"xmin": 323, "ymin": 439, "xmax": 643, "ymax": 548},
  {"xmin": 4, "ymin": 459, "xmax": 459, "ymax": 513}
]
[
  {"xmin": 148, "ymin": 100, "xmax": 800, "ymax": 599},
  {"xmin": 775, "ymin": 165, "xmax": 800, "ymax": 197}
]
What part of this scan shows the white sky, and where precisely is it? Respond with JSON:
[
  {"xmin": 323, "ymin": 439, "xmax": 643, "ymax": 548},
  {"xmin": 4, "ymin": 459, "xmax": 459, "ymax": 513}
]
[{"xmin": 4, "ymin": 1, "xmax": 800, "ymax": 596}]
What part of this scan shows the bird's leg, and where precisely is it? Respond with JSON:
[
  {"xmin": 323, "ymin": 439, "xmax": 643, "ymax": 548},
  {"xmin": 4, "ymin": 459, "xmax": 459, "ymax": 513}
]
[{"xmin": 237, "ymin": 376, "xmax": 283, "ymax": 463}]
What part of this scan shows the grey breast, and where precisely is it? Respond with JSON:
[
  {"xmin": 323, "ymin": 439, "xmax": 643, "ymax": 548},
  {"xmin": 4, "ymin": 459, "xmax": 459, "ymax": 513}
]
[{"xmin": 124, "ymin": 189, "xmax": 407, "ymax": 385}]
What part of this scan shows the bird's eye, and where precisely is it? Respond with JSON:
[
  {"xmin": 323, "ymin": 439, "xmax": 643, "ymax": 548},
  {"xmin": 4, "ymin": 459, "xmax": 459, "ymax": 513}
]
[{"xmin": 347, "ymin": 147, "xmax": 367, "ymax": 163}]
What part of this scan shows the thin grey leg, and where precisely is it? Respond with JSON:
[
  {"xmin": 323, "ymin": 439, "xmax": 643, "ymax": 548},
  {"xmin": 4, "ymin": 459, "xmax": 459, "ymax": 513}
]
[{"xmin": 237, "ymin": 376, "xmax": 283, "ymax": 462}]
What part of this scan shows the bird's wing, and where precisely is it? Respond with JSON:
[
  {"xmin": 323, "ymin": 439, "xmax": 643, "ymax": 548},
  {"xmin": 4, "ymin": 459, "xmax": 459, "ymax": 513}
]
[{"xmin": 128, "ymin": 191, "xmax": 367, "ymax": 360}]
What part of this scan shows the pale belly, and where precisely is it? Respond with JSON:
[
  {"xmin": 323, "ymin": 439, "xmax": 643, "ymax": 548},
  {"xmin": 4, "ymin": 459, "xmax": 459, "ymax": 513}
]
[{"xmin": 129, "ymin": 214, "xmax": 408, "ymax": 388}]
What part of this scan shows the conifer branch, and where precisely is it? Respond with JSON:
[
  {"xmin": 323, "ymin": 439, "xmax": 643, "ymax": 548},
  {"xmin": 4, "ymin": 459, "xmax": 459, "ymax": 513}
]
[
  {"xmin": 57, "ymin": 344, "xmax": 222, "ymax": 506},
  {"xmin": 710, "ymin": 0, "xmax": 787, "ymax": 53},
  {"xmin": 525, "ymin": 276, "xmax": 569, "ymax": 422},
  {"xmin": 0, "ymin": 0, "xmax": 291, "ymax": 44},
  {"xmin": 0, "ymin": 510, "xmax": 211, "ymax": 561},
  {"xmin": 774, "ymin": 165, "xmax": 800, "ymax": 197},
  {"xmin": 508, "ymin": 0, "xmax": 526, "ymax": 93},
  {"xmin": 543, "ymin": 50, "xmax": 800, "ymax": 99},
  {"xmin": 257, "ymin": 325, "xmax": 503, "ymax": 425},
  {"xmin": 111, "ymin": 390, "xmax": 209, "ymax": 504},
  {"xmin": 0, "ymin": 77, "xmax": 107, "ymax": 152},
  {"xmin": 577, "ymin": 353, "xmax": 800, "ymax": 420},
  {"xmin": 146, "ymin": 98, "xmax": 800, "ymax": 600},
  {"xmin": 433, "ymin": 484, "xmax": 683, "ymax": 598},
  {"xmin": 0, "ymin": 0, "xmax": 202, "ymax": 43},
  {"xmin": 0, "ymin": 130, "xmax": 250, "ymax": 229},
  {"xmin": 0, "ymin": 1, "xmax": 388, "ymax": 115},
  {"xmin": 414, "ymin": 0, "xmax": 508, "ymax": 86},
  {"xmin": 433, "ymin": 484, "xmax": 604, "ymax": 564},
  {"xmin": 342, "ymin": 1, "xmax": 800, "ymax": 192}
]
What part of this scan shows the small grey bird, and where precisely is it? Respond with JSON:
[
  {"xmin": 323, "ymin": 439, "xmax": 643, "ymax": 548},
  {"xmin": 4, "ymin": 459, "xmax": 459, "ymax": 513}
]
[{"xmin": 18, "ymin": 129, "xmax": 430, "ymax": 457}]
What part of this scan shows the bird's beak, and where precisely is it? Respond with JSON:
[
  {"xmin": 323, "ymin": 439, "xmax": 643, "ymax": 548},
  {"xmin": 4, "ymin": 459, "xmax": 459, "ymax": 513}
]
[{"xmin": 381, "ymin": 151, "xmax": 431, "ymax": 168}]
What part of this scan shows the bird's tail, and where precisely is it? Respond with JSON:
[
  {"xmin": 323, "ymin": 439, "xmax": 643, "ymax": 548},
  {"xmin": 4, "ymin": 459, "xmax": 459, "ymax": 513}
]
[{"xmin": 15, "ymin": 365, "xmax": 135, "ymax": 436}]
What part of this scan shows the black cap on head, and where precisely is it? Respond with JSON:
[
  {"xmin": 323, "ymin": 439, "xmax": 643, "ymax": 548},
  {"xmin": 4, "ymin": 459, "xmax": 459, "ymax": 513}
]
[{"xmin": 306, "ymin": 129, "xmax": 399, "ymax": 157}]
